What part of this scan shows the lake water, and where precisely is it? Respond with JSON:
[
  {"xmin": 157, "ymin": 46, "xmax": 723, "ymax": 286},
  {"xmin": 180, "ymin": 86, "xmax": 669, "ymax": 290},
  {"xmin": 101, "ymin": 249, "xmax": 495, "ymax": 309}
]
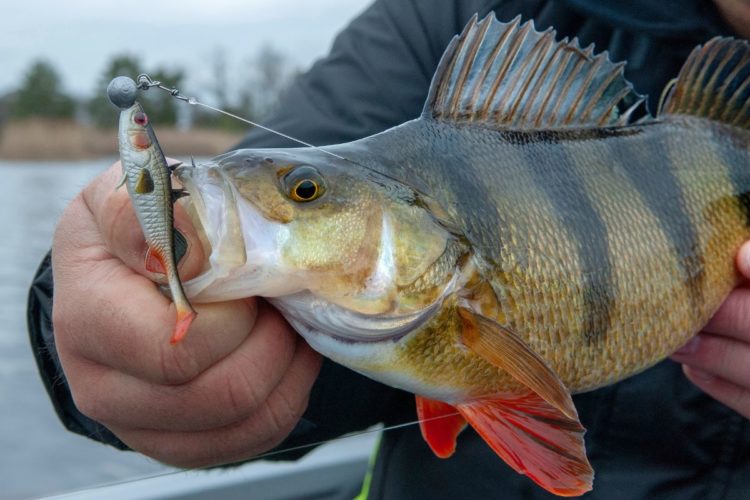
[{"xmin": 0, "ymin": 160, "xmax": 174, "ymax": 499}]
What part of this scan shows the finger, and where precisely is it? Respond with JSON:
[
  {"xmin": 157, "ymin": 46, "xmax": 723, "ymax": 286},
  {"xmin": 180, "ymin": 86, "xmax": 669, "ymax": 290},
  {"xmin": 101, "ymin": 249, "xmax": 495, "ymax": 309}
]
[
  {"xmin": 53, "ymin": 182, "xmax": 248, "ymax": 385},
  {"xmin": 682, "ymin": 365, "xmax": 750, "ymax": 419},
  {"xmin": 670, "ymin": 333, "xmax": 750, "ymax": 388},
  {"xmin": 701, "ymin": 286, "xmax": 750, "ymax": 342},
  {"xmin": 108, "ymin": 338, "xmax": 321, "ymax": 468},
  {"xmin": 83, "ymin": 162, "xmax": 206, "ymax": 281},
  {"xmin": 66, "ymin": 303, "xmax": 302, "ymax": 432},
  {"xmin": 68, "ymin": 289, "xmax": 257, "ymax": 385}
]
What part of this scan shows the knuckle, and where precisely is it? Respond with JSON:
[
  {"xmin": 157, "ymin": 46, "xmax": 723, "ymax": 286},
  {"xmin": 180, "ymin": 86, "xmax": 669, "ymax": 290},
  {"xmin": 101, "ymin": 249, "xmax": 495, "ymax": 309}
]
[
  {"xmin": 159, "ymin": 345, "xmax": 203, "ymax": 385},
  {"xmin": 265, "ymin": 389, "xmax": 306, "ymax": 439},
  {"xmin": 131, "ymin": 440, "xmax": 196, "ymax": 468},
  {"xmin": 71, "ymin": 386, "xmax": 107, "ymax": 423},
  {"xmin": 51, "ymin": 299, "xmax": 86, "ymax": 349},
  {"xmin": 223, "ymin": 368, "xmax": 262, "ymax": 418},
  {"xmin": 51, "ymin": 304, "xmax": 71, "ymax": 340},
  {"xmin": 152, "ymin": 450, "xmax": 201, "ymax": 469},
  {"xmin": 140, "ymin": 440, "xmax": 237, "ymax": 469}
]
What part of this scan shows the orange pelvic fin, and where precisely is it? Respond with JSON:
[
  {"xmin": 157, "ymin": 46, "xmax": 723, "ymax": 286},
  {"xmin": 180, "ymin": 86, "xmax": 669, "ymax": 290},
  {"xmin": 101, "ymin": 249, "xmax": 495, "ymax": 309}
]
[
  {"xmin": 458, "ymin": 307, "xmax": 578, "ymax": 420},
  {"xmin": 415, "ymin": 395, "xmax": 467, "ymax": 458},
  {"xmin": 170, "ymin": 306, "xmax": 197, "ymax": 344},
  {"xmin": 145, "ymin": 246, "xmax": 167, "ymax": 274},
  {"xmin": 457, "ymin": 392, "xmax": 593, "ymax": 497}
]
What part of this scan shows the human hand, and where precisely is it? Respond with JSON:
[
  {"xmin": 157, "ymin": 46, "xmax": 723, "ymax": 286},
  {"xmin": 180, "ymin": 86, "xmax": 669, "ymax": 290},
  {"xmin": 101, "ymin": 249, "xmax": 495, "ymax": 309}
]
[
  {"xmin": 671, "ymin": 240, "xmax": 750, "ymax": 419},
  {"xmin": 51, "ymin": 162, "xmax": 321, "ymax": 467},
  {"xmin": 713, "ymin": 0, "xmax": 750, "ymax": 39}
]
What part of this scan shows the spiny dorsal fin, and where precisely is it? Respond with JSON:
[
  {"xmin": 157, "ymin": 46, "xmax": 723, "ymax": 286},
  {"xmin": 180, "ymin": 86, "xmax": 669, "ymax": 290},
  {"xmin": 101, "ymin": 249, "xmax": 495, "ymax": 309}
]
[
  {"xmin": 661, "ymin": 37, "xmax": 750, "ymax": 129},
  {"xmin": 422, "ymin": 14, "xmax": 644, "ymax": 129}
]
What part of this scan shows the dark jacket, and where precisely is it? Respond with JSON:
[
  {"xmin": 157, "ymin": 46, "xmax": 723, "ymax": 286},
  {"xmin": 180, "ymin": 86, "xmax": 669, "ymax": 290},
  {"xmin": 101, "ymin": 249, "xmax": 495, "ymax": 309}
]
[{"xmin": 29, "ymin": 0, "xmax": 749, "ymax": 498}]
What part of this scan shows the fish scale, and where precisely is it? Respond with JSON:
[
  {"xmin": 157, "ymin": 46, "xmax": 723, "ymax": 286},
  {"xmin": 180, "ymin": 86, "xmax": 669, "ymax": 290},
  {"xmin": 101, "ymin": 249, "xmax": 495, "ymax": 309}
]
[{"xmin": 349, "ymin": 118, "xmax": 749, "ymax": 392}]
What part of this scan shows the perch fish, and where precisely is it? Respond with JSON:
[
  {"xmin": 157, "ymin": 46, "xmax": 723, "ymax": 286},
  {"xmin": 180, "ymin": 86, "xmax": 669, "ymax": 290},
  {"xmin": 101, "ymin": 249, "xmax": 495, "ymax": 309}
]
[{"xmin": 175, "ymin": 15, "xmax": 749, "ymax": 496}]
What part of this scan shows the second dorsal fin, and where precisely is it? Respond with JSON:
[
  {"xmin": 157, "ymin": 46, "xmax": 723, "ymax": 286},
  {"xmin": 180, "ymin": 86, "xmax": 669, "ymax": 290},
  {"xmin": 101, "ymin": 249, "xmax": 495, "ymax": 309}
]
[{"xmin": 422, "ymin": 13, "xmax": 645, "ymax": 129}]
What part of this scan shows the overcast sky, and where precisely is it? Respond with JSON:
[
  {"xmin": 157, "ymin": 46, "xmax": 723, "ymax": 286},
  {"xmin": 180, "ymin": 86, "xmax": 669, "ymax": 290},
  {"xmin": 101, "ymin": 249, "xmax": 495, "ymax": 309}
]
[{"xmin": 1, "ymin": 0, "xmax": 372, "ymax": 98}]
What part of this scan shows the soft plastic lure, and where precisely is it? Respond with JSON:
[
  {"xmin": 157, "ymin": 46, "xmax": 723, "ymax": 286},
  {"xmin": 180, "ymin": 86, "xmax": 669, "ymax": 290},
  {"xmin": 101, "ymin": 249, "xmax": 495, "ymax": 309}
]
[{"xmin": 107, "ymin": 76, "xmax": 196, "ymax": 344}]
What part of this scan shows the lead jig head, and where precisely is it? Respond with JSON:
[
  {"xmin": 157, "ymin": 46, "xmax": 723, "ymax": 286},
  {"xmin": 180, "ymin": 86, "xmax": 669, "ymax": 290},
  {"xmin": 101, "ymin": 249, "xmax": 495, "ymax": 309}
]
[{"xmin": 107, "ymin": 76, "xmax": 138, "ymax": 109}]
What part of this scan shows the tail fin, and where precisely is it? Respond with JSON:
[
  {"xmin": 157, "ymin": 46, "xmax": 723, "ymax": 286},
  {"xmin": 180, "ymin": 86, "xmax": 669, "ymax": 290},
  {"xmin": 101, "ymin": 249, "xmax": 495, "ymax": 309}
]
[{"xmin": 661, "ymin": 37, "xmax": 750, "ymax": 129}]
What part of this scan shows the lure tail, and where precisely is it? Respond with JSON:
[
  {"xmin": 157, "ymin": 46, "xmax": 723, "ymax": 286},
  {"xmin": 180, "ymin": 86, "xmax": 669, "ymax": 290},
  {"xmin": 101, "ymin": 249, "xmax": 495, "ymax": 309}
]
[
  {"xmin": 171, "ymin": 306, "xmax": 197, "ymax": 344},
  {"xmin": 144, "ymin": 241, "xmax": 196, "ymax": 344}
]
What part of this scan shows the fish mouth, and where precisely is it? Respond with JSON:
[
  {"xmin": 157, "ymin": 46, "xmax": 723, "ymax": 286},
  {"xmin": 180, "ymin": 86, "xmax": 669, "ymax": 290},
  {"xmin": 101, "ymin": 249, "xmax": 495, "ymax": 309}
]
[
  {"xmin": 175, "ymin": 163, "xmax": 248, "ymax": 301},
  {"xmin": 176, "ymin": 162, "xmax": 298, "ymax": 302}
]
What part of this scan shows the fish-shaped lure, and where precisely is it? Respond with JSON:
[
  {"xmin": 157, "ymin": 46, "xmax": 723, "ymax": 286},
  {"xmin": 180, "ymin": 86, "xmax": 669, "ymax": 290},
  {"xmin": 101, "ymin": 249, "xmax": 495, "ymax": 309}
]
[
  {"xmin": 174, "ymin": 15, "xmax": 749, "ymax": 496},
  {"xmin": 107, "ymin": 77, "xmax": 196, "ymax": 344}
]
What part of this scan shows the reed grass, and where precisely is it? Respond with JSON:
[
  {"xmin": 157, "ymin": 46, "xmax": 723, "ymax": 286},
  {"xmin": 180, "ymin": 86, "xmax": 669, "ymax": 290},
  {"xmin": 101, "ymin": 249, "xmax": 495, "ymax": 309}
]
[{"xmin": 0, "ymin": 119, "xmax": 244, "ymax": 160}]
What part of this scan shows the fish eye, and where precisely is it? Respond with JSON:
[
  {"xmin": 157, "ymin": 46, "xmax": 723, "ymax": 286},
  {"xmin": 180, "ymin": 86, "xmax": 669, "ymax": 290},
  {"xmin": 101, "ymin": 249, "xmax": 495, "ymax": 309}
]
[
  {"xmin": 284, "ymin": 166, "xmax": 326, "ymax": 203},
  {"xmin": 292, "ymin": 179, "xmax": 319, "ymax": 201}
]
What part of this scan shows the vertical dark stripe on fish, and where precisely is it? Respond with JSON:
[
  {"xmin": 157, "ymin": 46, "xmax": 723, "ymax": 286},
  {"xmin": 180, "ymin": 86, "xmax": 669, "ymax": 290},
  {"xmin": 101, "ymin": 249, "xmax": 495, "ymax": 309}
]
[
  {"xmin": 513, "ymin": 130, "xmax": 614, "ymax": 344},
  {"xmin": 350, "ymin": 121, "xmax": 508, "ymax": 271},
  {"xmin": 608, "ymin": 130, "xmax": 705, "ymax": 314}
]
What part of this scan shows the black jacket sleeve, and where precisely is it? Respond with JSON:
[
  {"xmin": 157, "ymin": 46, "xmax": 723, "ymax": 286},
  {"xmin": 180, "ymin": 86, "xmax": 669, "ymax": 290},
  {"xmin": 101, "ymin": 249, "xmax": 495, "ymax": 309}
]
[{"xmin": 28, "ymin": 253, "xmax": 128, "ymax": 449}]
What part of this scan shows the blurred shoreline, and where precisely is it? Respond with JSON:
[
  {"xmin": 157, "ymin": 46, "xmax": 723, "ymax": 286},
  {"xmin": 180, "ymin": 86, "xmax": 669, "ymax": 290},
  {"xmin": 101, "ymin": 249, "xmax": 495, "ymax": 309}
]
[{"xmin": 0, "ymin": 119, "xmax": 245, "ymax": 161}]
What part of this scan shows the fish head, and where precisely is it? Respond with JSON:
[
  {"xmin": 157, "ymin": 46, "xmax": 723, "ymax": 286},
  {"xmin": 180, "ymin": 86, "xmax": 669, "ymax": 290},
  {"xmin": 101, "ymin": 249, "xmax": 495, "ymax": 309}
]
[{"xmin": 176, "ymin": 148, "xmax": 459, "ymax": 322}]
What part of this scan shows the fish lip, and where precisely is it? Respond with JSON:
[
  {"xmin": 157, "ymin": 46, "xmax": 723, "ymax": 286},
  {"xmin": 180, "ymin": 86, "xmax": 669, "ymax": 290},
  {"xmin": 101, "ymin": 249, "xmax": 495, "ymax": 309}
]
[
  {"xmin": 175, "ymin": 162, "xmax": 247, "ymax": 298},
  {"xmin": 175, "ymin": 164, "xmax": 213, "ymax": 255}
]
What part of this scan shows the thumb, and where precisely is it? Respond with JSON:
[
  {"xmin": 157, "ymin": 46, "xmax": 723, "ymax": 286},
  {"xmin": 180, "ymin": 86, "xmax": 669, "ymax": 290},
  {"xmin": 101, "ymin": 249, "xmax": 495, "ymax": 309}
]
[{"xmin": 84, "ymin": 160, "xmax": 206, "ymax": 282}]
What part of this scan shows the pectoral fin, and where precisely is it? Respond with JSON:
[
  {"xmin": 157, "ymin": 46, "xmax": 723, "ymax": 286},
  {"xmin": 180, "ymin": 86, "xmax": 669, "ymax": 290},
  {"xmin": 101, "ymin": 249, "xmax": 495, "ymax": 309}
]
[
  {"xmin": 415, "ymin": 396, "xmax": 467, "ymax": 458},
  {"xmin": 458, "ymin": 307, "xmax": 578, "ymax": 420},
  {"xmin": 457, "ymin": 392, "xmax": 593, "ymax": 496}
]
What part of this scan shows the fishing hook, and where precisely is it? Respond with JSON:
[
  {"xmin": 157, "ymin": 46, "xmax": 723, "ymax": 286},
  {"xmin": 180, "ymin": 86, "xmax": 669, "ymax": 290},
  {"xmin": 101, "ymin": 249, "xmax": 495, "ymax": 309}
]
[{"xmin": 137, "ymin": 73, "xmax": 194, "ymax": 103}]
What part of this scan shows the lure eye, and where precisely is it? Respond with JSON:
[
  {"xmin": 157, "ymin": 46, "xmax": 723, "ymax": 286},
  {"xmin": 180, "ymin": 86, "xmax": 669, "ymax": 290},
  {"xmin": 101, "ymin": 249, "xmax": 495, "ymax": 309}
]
[
  {"xmin": 283, "ymin": 166, "xmax": 325, "ymax": 203},
  {"xmin": 133, "ymin": 112, "xmax": 148, "ymax": 126}
]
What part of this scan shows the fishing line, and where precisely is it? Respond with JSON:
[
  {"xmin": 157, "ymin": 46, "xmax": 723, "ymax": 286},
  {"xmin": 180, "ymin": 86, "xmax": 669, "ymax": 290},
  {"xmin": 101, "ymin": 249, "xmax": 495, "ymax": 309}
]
[
  {"xmin": 136, "ymin": 73, "xmax": 347, "ymax": 160},
  {"xmin": 65, "ymin": 412, "xmax": 462, "ymax": 497},
  {"xmin": 251, "ymin": 411, "xmax": 462, "ymax": 461},
  {"xmin": 136, "ymin": 73, "xmax": 417, "ymax": 193}
]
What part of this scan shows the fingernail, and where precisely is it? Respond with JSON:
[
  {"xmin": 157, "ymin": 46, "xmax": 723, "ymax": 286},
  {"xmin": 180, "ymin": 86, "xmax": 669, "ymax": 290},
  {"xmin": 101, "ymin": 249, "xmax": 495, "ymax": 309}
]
[
  {"xmin": 674, "ymin": 336, "xmax": 701, "ymax": 356},
  {"xmin": 684, "ymin": 365, "xmax": 713, "ymax": 383}
]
